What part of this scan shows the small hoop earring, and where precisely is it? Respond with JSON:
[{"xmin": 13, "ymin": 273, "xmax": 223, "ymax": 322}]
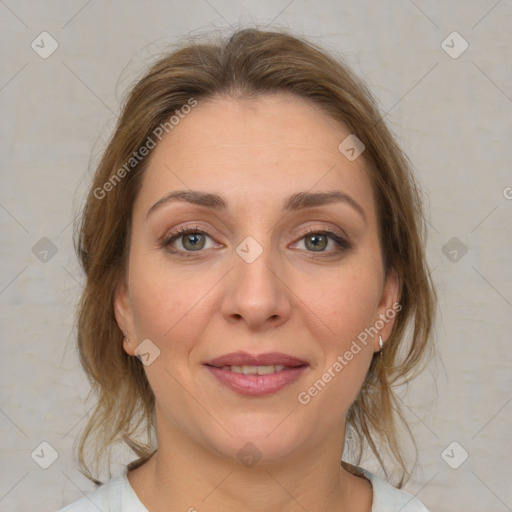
[{"xmin": 378, "ymin": 335, "xmax": 383, "ymax": 353}]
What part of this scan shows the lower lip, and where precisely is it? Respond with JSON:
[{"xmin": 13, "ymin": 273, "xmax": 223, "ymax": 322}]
[{"xmin": 205, "ymin": 365, "xmax": 308, "ymax": 396}]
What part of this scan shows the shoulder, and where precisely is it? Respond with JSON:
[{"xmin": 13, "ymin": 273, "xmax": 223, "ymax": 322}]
[
  {"xmin": 356, "ymin": 467, "xmax": 431, "ymax": 512},
  {"xmin": 55, "ymin": 480, "xmax": 111, "ymax": 512},
  {"xmin": 55, "ymin": 471, "xmax": 148, "ymax": 512}
]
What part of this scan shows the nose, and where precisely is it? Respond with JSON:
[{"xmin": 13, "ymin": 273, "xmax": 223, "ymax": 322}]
[{"xmin": 220, "ymin": 238, "xmax": 293, "ymax": 332}]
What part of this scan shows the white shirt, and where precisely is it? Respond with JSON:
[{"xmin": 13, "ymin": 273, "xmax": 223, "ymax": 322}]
[{"xmin": 56, "ymin": 465, "xmax": 430, "ymax": 511}]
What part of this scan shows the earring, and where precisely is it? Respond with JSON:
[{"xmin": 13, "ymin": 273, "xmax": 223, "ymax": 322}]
[{"xmin": 378, "ymin": 335, "xmax": 383, "ymax": 352}]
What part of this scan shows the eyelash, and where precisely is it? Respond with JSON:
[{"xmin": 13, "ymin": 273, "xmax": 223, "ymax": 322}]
[{"xmin": 161, "ymin": 225, "xmax": 351, "ymax": 258}]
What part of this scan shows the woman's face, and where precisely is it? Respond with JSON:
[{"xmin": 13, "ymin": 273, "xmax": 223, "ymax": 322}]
[{"xmin": 115, "ymin": 92, "xmax": 398, "ymax": 463}]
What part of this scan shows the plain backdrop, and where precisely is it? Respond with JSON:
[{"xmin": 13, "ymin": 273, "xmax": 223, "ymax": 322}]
[{"xmin": 1, "ymin": 1, "xmax": 511, "ymax": 511}]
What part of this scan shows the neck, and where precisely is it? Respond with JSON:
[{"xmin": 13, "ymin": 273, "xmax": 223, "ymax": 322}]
[{"xmin": 127, "ymin": 418, "xmax": 372, "ymax": 512}]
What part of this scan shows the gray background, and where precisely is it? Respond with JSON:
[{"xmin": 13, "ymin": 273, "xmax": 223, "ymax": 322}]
[{"xmin": 1, "ymin": 1, "xmax": 511, "ymax": 511}]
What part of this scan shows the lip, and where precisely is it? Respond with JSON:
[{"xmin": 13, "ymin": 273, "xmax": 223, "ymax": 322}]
[
  {"xmin": 205, "ymin": 351, "xmax": 308, "ymax": 368},
  {"xmin": 204, "ymin": 351, "xmax": 309, "ymax": 396}
]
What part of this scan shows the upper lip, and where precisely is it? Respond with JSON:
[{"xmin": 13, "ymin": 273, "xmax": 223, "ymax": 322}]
[{"xmin": 204, "ymin": 351, "xmax": 308, "ymax": 368}]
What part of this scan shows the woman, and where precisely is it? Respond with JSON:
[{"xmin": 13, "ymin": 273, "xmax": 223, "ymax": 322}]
[{"xmin": 59, "ymin": 27, "xmax": 436, "ymax": 511}]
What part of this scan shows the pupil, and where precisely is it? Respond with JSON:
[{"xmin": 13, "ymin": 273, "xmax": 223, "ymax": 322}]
[
  {"xmin": 307, "ymin": 234, "xmax": 326, "ymax": 251},
  {"xmin": 185, "ymin": 233, "xmax": 204, "ymax": 250}
]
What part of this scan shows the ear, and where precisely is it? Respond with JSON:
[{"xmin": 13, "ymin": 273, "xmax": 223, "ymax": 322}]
[
  {"xmin": 375, "ymin": 268, "xmax": 400, "ymax": 349},
  {"xmin": 113, "ymin": 279, "xmax": 136, "ymax": 357}
]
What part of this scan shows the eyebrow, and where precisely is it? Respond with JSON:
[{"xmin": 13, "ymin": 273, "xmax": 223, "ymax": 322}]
[{"xmin": 146, "ymin": 189, "xmax": 367, "ymax": 223}]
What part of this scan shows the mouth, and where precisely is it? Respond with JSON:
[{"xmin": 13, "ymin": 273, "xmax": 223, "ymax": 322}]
[
  {"xmin": 203, "ymin": 352, "xmax": 309, "ymax": 396},
  {"xmin": 216, "ymin": 364, "xmax": 287, "ymax": 375}
]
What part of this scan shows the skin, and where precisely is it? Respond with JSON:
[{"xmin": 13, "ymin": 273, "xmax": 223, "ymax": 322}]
[{"xmin": 114, "ymin": 92, "xmax": 399, "ymax": 512}]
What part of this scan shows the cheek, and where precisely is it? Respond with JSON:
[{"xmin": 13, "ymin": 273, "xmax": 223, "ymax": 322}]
[
  {"xmin": 296, "ymin": 260, "xmax": 383, "ymax": 343},
  {"xmin": 292, "ymin": 261, "xmax": 381, "ymax": 406},
  {"xmin": 127, "ymin": 250, "xmax": 217, "ymax": 353}
]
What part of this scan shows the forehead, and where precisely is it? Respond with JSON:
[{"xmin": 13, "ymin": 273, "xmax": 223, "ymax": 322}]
[{"xmin": 135, "ymin": 92, "xmax": 375, "ymax": 218}]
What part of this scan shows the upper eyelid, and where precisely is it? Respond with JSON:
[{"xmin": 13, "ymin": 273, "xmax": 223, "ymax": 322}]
[{"xmin": 164, "ymin": 223, "xmax": 347, "ymax": 238}]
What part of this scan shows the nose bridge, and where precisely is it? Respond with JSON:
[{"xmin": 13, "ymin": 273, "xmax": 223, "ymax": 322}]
[{"xmin": 221, "ymin": 232, "xmax": 292, "ymax": 329}]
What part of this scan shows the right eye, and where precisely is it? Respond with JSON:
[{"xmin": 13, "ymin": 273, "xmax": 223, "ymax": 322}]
[{"xmin": 162, "ymin": 226, "xmax": 219, "ymax": 254}]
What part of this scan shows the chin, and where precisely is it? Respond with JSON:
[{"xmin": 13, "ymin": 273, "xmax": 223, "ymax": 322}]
[{"xmin": 200, "ymin": 411, "xmax": 311, "ymax": 466}]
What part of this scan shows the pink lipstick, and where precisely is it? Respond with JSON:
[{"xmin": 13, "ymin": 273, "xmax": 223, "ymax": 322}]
[{"xmin": 204, "ymin": 351, "xmax": 309, "ymax": 396}]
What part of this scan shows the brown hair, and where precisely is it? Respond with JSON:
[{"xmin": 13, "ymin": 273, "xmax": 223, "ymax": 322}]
[{"xmin": 75, "ymin": 27, "xmax": 436, "ymax": 487}]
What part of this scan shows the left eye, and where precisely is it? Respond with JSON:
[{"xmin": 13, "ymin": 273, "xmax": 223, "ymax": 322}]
[{"xmin": 294, "ymin": 230, "xmax": 349, "ymax": 252}]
